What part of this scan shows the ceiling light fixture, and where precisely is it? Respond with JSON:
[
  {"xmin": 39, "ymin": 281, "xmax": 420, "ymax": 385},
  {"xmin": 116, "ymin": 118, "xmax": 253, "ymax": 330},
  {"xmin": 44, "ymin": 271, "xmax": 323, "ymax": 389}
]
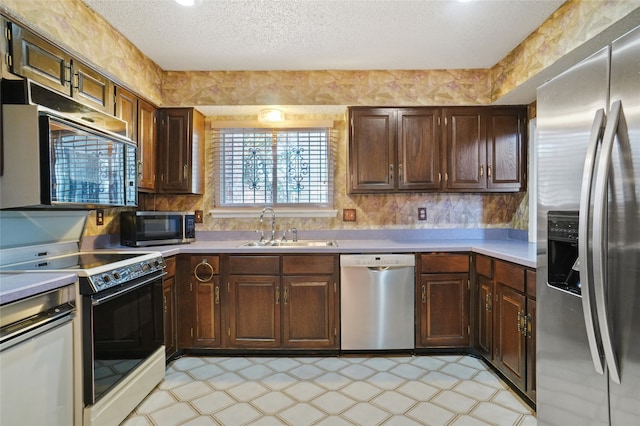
[
  {"xmin": 175, "ymin": 0, "xmax": 202, "ymax": 7},
  {"xmin": 258, "ymin": 109, "xmax": 285, "ymax": 123}
]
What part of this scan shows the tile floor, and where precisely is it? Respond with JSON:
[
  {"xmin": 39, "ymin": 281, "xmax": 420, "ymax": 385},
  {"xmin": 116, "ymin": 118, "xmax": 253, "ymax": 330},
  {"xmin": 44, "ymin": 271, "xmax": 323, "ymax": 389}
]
[{"xmin": 123, "ymin": 355, "xmax": 536, "ymax": 426}]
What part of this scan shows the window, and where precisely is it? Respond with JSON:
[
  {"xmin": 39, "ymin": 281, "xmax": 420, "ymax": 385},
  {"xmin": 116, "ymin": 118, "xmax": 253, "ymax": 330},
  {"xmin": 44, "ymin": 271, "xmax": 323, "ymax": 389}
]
[{"xmin": 214, "ymin": 128, "xmax": 334, "ymax": 208}]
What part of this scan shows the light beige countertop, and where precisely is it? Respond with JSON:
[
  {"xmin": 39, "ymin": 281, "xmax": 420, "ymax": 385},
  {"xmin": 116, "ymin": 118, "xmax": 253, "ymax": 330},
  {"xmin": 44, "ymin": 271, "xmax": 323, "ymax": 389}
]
[
  {"xmin": 130, "ymin": 238, "xmax": 536, "ymax": 269},
  {"xmin": 0, "ymin": 272, "xmax": 77, "ymax": 305}
]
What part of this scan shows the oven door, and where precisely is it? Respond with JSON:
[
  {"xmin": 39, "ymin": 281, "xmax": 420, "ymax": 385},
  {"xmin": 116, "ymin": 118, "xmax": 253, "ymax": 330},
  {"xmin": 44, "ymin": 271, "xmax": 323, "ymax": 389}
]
[{"xmin": 82, "ymin": 272, "xmax": 164, "ymax": 405}]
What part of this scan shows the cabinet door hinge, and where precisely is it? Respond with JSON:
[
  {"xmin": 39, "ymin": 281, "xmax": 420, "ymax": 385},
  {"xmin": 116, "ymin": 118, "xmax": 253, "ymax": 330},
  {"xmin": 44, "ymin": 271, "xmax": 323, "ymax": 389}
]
[
  {"xmin": 228, "ymin": 328, "xmax": 231, "ymax": 336},
  {"xmin": 334, "ymin": 282, "xmax": 337, "ymax": 293},
  {"xmin": 190, "ymin": 327, "xmax": 193, "ymax": 338},
  {"xmin": 438, "ymin": 116, "xmax": 441, "ymax": 126},
  {"xmin": 444, "ymin": 117, "xmax": 448, "ymax": 126},
  {"xmin": 467, "ymin": 325, "xmax": 471, "ymax": 336},
  {"xmin": 467, "ymin": 279, "xmax": 470, "ymax": 290},
  {"xmin": 5, "ymin": 53, "xmax": 11, "ymax": 68},
  {"xmin": 189, "ymin": 282, "xmax": 193, "ymax": 292},
  {"xmin": 334, "ymin": 327, "xmax": 337, "ymax": 336}
]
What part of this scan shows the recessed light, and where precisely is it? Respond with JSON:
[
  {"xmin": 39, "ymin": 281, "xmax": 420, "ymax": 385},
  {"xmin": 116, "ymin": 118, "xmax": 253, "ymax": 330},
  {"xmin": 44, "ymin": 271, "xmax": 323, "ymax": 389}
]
[{"xmin": 175, "ymin": 0, "xmax": 202, "ymax": 6}]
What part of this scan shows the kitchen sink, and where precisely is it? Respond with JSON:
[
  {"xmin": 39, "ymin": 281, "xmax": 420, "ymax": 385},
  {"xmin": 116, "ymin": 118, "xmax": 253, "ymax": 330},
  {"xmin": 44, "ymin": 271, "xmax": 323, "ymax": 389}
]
[{"xmin": 238, "ymin": 240, "xmax": 338, "ymax": 248}]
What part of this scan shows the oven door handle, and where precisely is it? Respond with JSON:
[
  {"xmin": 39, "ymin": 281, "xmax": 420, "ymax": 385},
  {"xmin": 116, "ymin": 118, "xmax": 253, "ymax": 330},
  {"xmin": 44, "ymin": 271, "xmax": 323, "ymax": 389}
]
[{"xmin": 91, "ymin": 272, "xmax": 166, "ymax": 306}]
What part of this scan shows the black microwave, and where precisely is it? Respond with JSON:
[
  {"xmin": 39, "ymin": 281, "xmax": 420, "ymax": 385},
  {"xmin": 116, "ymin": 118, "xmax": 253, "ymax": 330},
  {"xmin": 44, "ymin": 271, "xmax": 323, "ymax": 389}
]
[{"xmin": 120, "ymin": 211, "xmax": 195, "ymax": 247}]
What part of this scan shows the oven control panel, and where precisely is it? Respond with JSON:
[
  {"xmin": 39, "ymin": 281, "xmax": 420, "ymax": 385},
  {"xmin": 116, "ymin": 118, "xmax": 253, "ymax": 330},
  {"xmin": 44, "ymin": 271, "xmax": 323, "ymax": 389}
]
[{"xmin": 86, "ymin": 255, "xmax": 166, "ymax": 293}]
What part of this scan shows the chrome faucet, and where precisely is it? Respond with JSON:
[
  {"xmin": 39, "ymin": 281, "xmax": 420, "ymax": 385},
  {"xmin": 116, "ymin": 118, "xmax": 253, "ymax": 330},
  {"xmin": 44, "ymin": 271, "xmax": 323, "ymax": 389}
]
[{"xmin": 259, "ymin": 207, "xmax": 276, "ymax": 242}]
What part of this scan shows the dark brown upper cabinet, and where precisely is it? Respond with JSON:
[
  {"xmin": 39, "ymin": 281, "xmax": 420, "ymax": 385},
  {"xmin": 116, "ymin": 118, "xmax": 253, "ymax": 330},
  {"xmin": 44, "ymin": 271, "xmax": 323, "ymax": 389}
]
[
  {"xmin": 349, "ymin": 107, "xmax": 440, "ymax": 193},
  {"xmin": 442, "ymin": 106, "xmax": 527, "ymax": 192},
  {"xmin": 349, "ymin": 106, "xmax": 526, "ymax": 194},
  {"xmin": 8, "ymin": 22, "xmax": 114, "ymax": 114},
  {"xmin": 115, "ymin": 87, "xmax": 158, "ymax": 192},
  {"xmin": 157, "ymin": 108, "xmax": 204, "ymax": 194}
]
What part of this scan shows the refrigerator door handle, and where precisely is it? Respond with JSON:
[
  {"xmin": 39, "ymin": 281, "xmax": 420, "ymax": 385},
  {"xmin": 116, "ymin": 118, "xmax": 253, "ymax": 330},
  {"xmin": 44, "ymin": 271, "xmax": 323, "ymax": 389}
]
[
  {"xmin": 579, "ymin": 108, "xmax": 606, "ymax": 375},
  {"xmin": 593, "ymin": 100, "xmax": 628, "ymax": 385}
]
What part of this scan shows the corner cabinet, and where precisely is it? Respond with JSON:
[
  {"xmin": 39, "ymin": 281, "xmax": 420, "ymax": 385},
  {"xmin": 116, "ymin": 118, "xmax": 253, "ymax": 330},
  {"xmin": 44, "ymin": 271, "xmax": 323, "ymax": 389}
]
[
  {"xmin": 158, "ymin": 108, "xmax": 205, "ymax": 194},
  {"xmin": 7, "ymin": 22, "xmax": 114, "ymax": 113},
  {"xmin": 442, "ymin": 106, "xmax": 527, "ymax": 192},
  {"xmin": 417, "ymin": 253, "xmax": 470, "ymax": 348},
  {"xmin": 474, "ymin": 254, "xmax": 494, "ymax": 359},
  {"xmin": 473, "ymin": 254, "xmax": 536, "ymax": 402},
  {"xmin": 349, "ymin": 106, "xmax": 526, "ymax": 194},
  {"xmin": 348, "ymin": 107, "xmax": 441, "ymax": 193},
  {"xmin": 115, "ymin": 87, "xmax": 158, "ymax": 191}
]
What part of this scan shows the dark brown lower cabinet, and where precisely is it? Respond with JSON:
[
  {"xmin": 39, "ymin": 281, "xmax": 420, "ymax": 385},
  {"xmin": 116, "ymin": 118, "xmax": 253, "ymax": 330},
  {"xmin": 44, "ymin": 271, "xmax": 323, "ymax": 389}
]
[
  {"xmin": 526, "ymin": 297, "xmax": 536, "ymax": 401},
  {"xmin": 177, "ymin": 254, "xmax": 338, "ymax": 351},
  {"xmin": 417, "ymin": 253, "xmax": 470, "ymax": 348},
  {"xmin": 282, "ymin": 276, "xmax": 337, "ymax": 348},
  {"xmin": 474, "ymin": 255, "xmax": 536, "ymax": 403},
  {"xmin": 178, "ymin": 255, "xmax": 222, "ymax": 349},
  {"xmin": 494, "ymin": 283, "xmax": 526, "ymax": 390},
  {"xmin": 228, "ymin": 275, "xmax": 281, "ymax": 348},
  {"xmin": 163, "ymin": 256, "xmax": 177, "ymax": 358},
  {"xmin": 477, "ymin": 275, "xmax": 494, "ymax": 358}
]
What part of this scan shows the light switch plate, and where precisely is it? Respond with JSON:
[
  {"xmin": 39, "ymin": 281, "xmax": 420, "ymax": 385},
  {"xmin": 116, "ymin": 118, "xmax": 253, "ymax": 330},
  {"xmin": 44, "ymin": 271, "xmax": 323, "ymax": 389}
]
[
  {"xmin": 194, "ymin": 210, "xmax": 204, "ymax": 223},
  {"xmin": 418, "ymin": 207, "xmax": 427, "ymax": 221}
]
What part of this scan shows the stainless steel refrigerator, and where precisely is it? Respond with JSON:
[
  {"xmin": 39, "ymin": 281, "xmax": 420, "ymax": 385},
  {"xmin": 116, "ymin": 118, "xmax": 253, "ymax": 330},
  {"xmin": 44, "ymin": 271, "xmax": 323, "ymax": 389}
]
[{"xmin": 536, "ymin": 25, "xmax": 640, "ymax": 425}]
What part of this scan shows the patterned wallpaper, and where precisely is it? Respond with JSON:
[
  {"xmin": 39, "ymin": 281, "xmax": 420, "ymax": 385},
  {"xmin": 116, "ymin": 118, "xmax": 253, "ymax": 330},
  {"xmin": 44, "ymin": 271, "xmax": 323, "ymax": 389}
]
[{"xmin": 1, "ymin": 0, "xmax": 637, "ymax": 237}]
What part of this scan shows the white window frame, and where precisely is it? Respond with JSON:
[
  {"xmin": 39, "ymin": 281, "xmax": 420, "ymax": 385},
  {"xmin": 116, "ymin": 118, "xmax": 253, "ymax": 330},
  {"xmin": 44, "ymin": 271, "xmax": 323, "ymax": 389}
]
[{"xmin": 210, "ymin": 126, "xmax": 338, "ymax": 219}]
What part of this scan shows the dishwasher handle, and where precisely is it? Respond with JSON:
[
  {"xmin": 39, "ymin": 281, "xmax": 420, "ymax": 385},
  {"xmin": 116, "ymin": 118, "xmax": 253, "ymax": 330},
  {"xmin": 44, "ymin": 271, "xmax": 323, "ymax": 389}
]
[{"xmin": 0, "ymin": 304, "xmax": 74, "ymax": 351}]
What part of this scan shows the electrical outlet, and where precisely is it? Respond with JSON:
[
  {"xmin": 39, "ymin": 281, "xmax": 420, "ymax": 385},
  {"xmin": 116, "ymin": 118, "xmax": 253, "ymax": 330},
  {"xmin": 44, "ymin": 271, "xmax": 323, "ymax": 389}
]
[
  {"xmin": 194, "ymin": 210, "xmax": 204, "ymax": 223},
  {"xmin": 418, "ymin": 207, "xmax": 427, "ymax": 221},
  {"xmin": 96, "ymin": 209, "xmax": 104, "ymax": 226},
  {"xmin": 343, "ymin": 209, "xmax": 356, "ymax": 222}
]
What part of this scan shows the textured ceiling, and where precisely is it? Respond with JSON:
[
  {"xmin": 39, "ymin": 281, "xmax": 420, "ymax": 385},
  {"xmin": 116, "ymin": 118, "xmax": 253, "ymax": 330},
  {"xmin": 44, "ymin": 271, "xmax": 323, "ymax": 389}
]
[{"xmin": 82, "ymin": 0, "xmax": 565, "ymax": 72}]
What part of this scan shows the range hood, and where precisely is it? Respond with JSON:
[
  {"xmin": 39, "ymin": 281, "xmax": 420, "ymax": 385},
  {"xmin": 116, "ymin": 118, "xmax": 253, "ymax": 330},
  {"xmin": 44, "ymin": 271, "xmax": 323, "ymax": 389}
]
[{"xmin": 1, "ymin": 78, "xmax": 127, "ymax": 136}]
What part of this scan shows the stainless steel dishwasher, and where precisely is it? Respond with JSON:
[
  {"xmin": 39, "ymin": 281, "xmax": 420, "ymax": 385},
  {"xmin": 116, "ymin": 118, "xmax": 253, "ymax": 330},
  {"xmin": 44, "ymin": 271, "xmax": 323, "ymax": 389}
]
[{"xmin": 340, "ymin": 254, "xmax": 415, "ymax": 350}]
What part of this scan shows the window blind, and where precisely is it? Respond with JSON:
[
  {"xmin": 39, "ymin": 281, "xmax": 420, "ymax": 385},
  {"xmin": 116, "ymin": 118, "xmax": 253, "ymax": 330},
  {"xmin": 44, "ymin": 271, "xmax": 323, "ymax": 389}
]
[{"xmin": 213, "ymin": 128, "xmax": 335, "ymax": 207}]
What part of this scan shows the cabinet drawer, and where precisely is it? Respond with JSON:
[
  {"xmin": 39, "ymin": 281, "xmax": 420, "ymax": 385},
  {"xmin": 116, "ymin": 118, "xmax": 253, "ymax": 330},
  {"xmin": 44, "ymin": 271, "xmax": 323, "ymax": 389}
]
[
  {"xmin": 526, "ymin": 269, "xmax": 536, "ymax": 298},
  {"xmin": 475, "ymin": 254, "xmax": 493, "ymax": 278},
  {"xmin": 228, "ymin": 255, "xmax": 280, "ymax": 275},
  {"xmin": 495, "ymin": 260, "xmax": 525, "ymax": 292},
  {"xmin": 283, "ymin": 255, "xmax": 335, "ymax": 274},
  {"xmin": 421, "ymin": 253, "xmax": 469, "ymax": 273},
  {"xmin": 164, "ymin": 256, "xmax": 176, "ymax": 278}
]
